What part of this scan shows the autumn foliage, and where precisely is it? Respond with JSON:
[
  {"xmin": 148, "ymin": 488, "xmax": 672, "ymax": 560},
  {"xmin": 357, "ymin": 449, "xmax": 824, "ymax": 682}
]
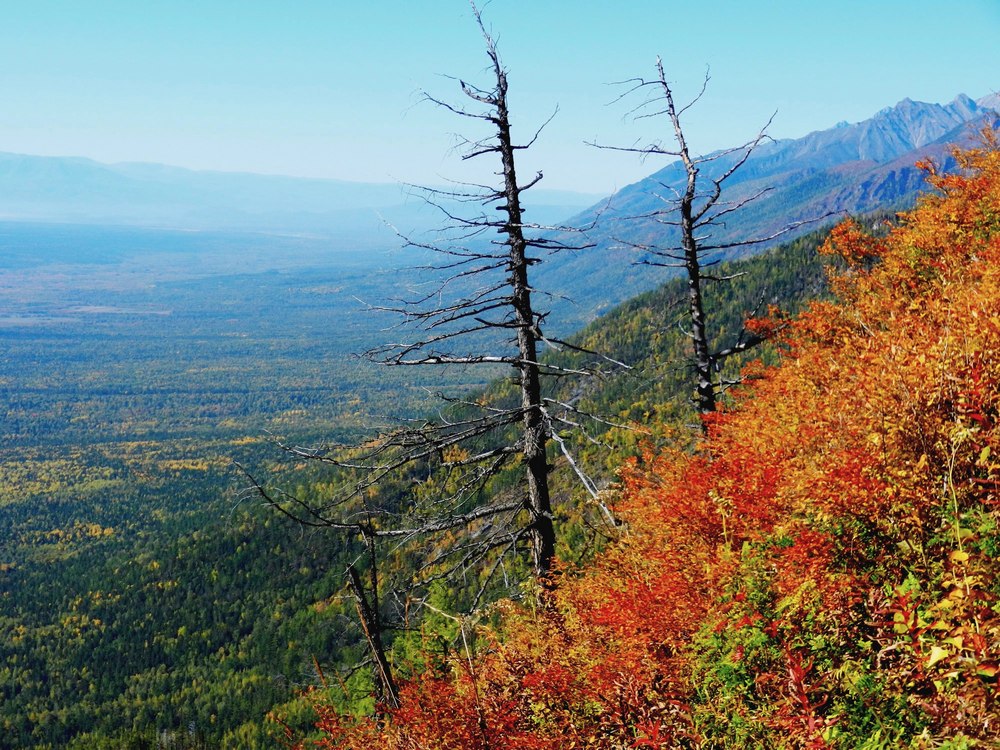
[{"xmin": 302, "ymin": 139, "xmax": 1000, "ymax": 748}]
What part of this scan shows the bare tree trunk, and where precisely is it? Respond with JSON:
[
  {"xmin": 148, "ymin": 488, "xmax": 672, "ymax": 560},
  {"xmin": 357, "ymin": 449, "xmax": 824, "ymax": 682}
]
[
  {"xmin": 676, "ymin": 165, "xmax": 715, "ymax": 417},
  {"xmin": 662, "ymin": 64, "xmax": 717, "ymax": 418},
  {"xmin": 493, "ymin": 59, "xmax": 554, "ymax": 578},
  {"xmin": 346, "ymin": 562, "xmax": 399, "ymax": 710},
  {"xmin": 592, "ymin": 57, "xmax": 816, "ymax": 425},
  {"xmin": 248, "ymin": 2, "xmax": 604, "ymax": 634}
]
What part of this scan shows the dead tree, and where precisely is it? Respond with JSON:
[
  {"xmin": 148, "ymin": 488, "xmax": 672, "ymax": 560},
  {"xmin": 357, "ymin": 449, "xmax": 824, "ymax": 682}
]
[
  {"xmin": 346, "ymin": 1, "xmax": 602, "ymax": 582},
  {"xmin": 595, "ymin": 59, "xmax": 817, "ymax": 420},
  {"xmin": 245, "ymin": 4, "xmax": 614, "ymax": 694},
  {"xmin": 347, "ymin": 561, "xmax": 399, "ymax": 708}
]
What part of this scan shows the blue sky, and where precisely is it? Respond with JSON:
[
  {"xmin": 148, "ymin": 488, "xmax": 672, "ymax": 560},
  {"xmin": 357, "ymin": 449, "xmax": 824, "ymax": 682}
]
[{"xmin": 1, "ymin": 0, "xmax": 998, "ymax": 193}]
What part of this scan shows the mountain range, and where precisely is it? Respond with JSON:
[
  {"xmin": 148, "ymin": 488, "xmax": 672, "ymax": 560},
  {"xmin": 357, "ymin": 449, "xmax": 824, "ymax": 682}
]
[
  {"xmin": 0, "ymin": 153, "xmax": 599, "ymax": 243},
  {"xmin": 536, "ymin": 92, "xmax": 1000, "ymax": 326},
  {"xmin": 2, "ymin": 91, "xmax": 998, "ymax": 328}
]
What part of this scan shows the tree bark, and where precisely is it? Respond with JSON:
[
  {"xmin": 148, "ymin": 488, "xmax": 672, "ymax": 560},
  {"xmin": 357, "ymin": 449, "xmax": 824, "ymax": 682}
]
[
  {"xmin": 346, "ymin": 563, "xmax": 399, "ymax": 710},
  {"xmin": 493, "ymin": 56, "xmax": 554, "ymax": 578},
  {"xmin": 659, "ymin": 59, "xmax": 716, "ymax": 419}
]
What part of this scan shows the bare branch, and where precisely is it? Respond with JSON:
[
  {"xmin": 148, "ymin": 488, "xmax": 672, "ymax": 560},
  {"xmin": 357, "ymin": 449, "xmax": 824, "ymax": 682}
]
[{"xmin": 597, "ymin": 58, "xmax": 791, "ymax": 422}]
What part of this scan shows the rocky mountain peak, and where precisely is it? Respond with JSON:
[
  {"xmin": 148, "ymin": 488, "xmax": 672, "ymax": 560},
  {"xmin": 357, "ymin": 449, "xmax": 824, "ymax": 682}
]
[{"xmin": 978, "ymin": 91, "xmax": 1000, "ymax": 112}]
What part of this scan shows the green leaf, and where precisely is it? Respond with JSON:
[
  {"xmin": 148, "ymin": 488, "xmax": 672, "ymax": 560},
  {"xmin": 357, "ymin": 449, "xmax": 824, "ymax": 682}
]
[{"xmin": 926, "ymin": 645, "xmax": 951, "ymax": 668}]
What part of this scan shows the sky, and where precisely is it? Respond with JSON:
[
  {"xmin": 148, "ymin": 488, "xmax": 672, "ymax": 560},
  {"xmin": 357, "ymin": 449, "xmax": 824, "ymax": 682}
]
[{"xmin": 1, "ymin": 0, "xmax": 998, "ymax": 195}]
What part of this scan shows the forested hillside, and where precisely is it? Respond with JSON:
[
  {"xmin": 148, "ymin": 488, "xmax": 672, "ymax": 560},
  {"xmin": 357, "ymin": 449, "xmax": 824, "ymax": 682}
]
[
  {"xmin": 0, "ymin": 204, "xmax": 842, "ymax": 749},
  {"xmin": 297, "ymin": 140, "xmax": 1000, "ymax": 748},
  {"xmin": 0, "ymin": 149, "xmax": 976, "ymax": 749},
  {"xmin": 3, "ymin": 0, "xmax": 999, "ymax": 746}
]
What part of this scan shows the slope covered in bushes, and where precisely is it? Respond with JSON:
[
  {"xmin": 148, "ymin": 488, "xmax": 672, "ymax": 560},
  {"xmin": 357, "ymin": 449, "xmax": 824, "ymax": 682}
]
[{"xmin": 299, "ymin": 138, "xmax": 1000, "ymax": 749}]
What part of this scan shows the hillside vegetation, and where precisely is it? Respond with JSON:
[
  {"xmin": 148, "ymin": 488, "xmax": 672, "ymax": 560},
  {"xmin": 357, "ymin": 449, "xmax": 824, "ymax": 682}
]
[
  {"xmin": 300, "ymin": 141, "xmax": 1000, "ymax": 748},
  {"xmin": 3, "ymin": 110, "xmax": 995, "ymax": 749},
  {"xmin": 0, "ymin": 213, "xmax": 834, "ymax": 747}
]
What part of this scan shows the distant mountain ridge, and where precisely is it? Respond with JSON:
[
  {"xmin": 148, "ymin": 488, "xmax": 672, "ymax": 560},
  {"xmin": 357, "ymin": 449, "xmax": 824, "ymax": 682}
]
[
  {"xmin": 0, "ymin": 152, "xmax": 599, "ymax": 242},
  {"xmin": 536, "ymin": 92, "xmax": 1000, "ymax": 329},
  {"xmin": 1, "ymin": 91, "xmax": 997, "ymax": 328},
  {"xmin": 788, "ymin": 93, "xmax": 981, "ymax": 165}
]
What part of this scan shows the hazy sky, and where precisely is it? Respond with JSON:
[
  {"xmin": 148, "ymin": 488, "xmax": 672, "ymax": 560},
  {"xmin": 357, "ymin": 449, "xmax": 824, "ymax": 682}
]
[{"xmin": 1, "ymin": 0, "xmax": 998, "ymax": 194}]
